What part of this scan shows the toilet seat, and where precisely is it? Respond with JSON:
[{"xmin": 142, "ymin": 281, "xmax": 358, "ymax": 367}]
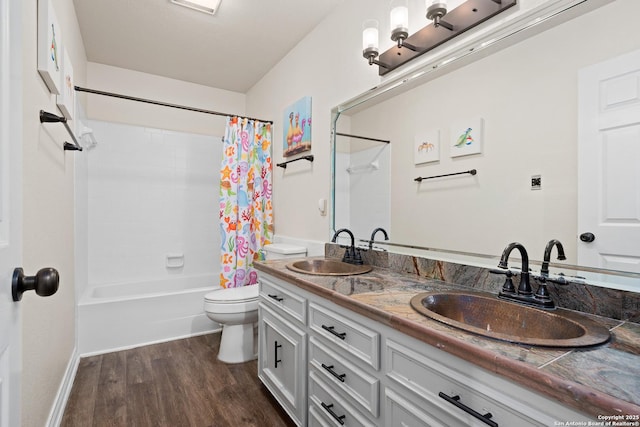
[{"xmin": 205, "ymin": 284, "xmax": 259, "ymax": 304}]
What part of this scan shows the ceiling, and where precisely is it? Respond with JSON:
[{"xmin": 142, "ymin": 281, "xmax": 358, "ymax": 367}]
[{"xmin": 73, "ymin": 0, "xmax": 344, "ymax": 93}]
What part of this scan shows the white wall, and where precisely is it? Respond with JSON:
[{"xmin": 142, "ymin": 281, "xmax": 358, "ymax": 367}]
[
  {"xmin": 246, "ymin": 0, "xmax": 381, "ymax": 243},
  {"xmin": 85, "ymin": 120, "xmax": 221, "ymax": 287},
  {"xmin": 85, "ymin": 62, "xmax": 245, "ymax": 136},
  {"xmin": 21, "ymin": 0, "xmax": 86, "ymax": 425}
]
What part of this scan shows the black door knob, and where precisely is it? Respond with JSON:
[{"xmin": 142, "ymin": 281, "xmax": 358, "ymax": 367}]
[
  {"xmin": 12, "ymin": 267, "xmax": 60, "ymax": 302},
  {"xmin": 579, "ymin": 232, "xmax": 596, "ymax": 243}
]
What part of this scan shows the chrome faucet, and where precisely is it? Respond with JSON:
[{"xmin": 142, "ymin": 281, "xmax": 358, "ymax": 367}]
[
  {"xmin": 369, "ymin": 227, "xmax": 389, "ymax": 250},
  {"xmin": 492, "ymin": 242, "xmax": 556, "ymax": 309},
  {"xmin": 331, "ymin": 228, "xmax": 363, "ymax": 265}
]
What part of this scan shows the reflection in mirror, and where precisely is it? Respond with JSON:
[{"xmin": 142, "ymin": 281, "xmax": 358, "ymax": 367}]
[
  {"xmin": 331, "ymin": 0, "xmax": 640, "ymax": 291},
  {"xmin": 334, "ymin": 132, "xmax": 391, "ymax": 246}
]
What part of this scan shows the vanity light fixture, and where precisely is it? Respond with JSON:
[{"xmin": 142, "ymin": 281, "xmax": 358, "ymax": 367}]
[
  {"xmin": 170, "ymin": 0, "xmax": 222, "ymax": 15},
  {"xmin": 362, "ymin": 20, "xmax": 390, "ymax": 68},
  {"xmin": 362, "ymin": 0, "xmax": 517, "ymax": 76},
  {"xmin": 390, "ymin": 0, "xmax": 417, "ymax": 50},
  {"xmin": 426, "ymin": 0, "xmax": 453, "ymax": 30}
]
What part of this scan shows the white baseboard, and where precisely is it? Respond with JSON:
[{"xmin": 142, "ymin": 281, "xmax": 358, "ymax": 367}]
[{"xmin": 46, "ymin": 347, "xmax": 80, "ymax": 427}]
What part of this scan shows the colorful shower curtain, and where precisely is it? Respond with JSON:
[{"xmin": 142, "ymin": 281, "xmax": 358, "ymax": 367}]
[{"xmin": 219, "ymin": 116, "xmax": 273, "ymax": 288}]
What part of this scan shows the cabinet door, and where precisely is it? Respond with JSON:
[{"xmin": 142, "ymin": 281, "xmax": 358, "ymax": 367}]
[{"xmin": 258, "ymin": 303, "xmax": 306, "ymax": 427}]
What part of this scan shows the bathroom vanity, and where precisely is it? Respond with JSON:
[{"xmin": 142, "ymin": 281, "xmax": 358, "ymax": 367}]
[{"xmin": 255, "ymin": 257, "xmax": 640, "ymax": 427}]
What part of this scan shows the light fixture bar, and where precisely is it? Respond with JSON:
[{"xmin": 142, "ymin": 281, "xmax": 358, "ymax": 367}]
[
  {"xmin": 375, "ymin": 0, "xmax": 516, "ymax": 76},
  {"xmin": 170, "ymin": 0, "xmax": 222, "ymax": 15}
]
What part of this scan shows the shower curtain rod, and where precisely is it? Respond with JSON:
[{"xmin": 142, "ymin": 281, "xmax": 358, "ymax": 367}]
[{"xmin": 74, "ymin": 86, "xmax": 273, "ymax": 124}]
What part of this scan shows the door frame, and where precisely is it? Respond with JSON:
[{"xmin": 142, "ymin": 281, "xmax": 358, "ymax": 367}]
[{"xmin": 0, "ymin": 0, "xmax": 23, "ymax": 425}]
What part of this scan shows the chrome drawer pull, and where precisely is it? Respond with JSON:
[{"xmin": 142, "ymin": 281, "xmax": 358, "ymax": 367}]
[
  {"xmin": 321, "ymin": 324, "xmax": 347, "ymax": 340},
  {"xmin": 321, "ymin": 363, "xmax": 346, "ymax": 382},
  {"xmin": 268, "ymin": 294, "xmax": 284, "ymax": 302},
  {"xmin": 320, "ymin": 402, "xmax": 345, "ymax": 425},
  {"xmin": 439, "ymin": 392, "xmax": 498, "ymax": 427},
  {"xmin": 274, "ymin": 341, "xmax": 282, "ymax": 368}
]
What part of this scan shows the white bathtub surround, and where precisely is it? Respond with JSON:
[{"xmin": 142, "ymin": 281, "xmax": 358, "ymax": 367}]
[
  {"xmin": 334, "ymin": 143, "xmax": 391, "ymax": 241},
  {"xmin": 78, "ymin": 274, "xmax": 218, "ymax": 355},
  {"xmin": 86, "ymin": 120, "xmax": 221, "ymax": 285},
  {"xmin": 75, "ymin": 120, "xmax": 223, "ymax": 355}
]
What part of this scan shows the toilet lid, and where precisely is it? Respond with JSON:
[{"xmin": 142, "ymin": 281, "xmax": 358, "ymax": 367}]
[{"xmin": 205, "ymin": 284, "xmax": 259, "ymax": 303}]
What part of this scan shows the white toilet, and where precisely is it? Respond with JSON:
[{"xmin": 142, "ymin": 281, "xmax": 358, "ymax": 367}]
[{"xmin": 204, "ymin": 243, "xmax": 306, "ymax": 363}]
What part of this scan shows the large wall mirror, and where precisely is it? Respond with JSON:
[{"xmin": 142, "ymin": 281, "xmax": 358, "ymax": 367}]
[{"xmin": 331, "ymin": 0, "xmax": 640, "ymax": 291}]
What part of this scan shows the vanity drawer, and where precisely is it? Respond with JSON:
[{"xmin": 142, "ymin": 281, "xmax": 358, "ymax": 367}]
[
  {"xmin": 259, "ymin": 276, "xmax": 307, "ymax": 325},
  {"xmin": 308, "ymin": 405, "xmax": 333, "ymax": 427},
  {"xmin": 386, "ymin": 339, "xmax": 540, "ymax": 427},
  {"xmin": 309, "ymin": 371, "xmax": 376, "ymax": 427},
  {"xmin": 385, "ymin": 387, "xmax": 450, "ymax": 427},
  {"xmin": 309, "ymin": 336, "xmax": 380, "ymax": 417},
  {"xmin": 309, "ymin": 302, "xmax": 380, "ymax": 370}
]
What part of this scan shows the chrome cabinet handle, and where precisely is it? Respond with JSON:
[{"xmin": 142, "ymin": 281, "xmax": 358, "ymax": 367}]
[
  {"xmin": 439, "ymin": 392, "xmax": 498, "ymax": 427},
  {"xmin": 268, "ymin": 294, "xmax": 284, "ymax": 302},
  {"xmin": 321, "ymin": 363, "xmax": 346, "ymax": 382},
  {"xmin": 321, "ymin": 324, "xmax": 346, "ymax": 340},
  {"xmin": 320, "ymin": 402, "xmax": 345, "ymax": 425}
]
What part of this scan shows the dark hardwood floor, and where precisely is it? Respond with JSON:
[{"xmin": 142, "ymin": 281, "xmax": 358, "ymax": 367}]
[{"xmin": 61, "ymin": 333, "xmax": 295, "ymax": 427}]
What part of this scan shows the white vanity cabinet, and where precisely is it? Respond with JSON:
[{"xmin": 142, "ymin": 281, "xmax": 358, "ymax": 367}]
[
  {"xmin": 258, "ymin": 276, "xmax": 308, "ymax": 427},
  {"xmin": 257, "ymin": 271, "xmax": 592, "ymax": 427}
]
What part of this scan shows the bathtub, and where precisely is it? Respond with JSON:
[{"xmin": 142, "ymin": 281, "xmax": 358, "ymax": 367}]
[{"xmin": 78, "ymin": 274, "xmax": 220, "ymax": 355}]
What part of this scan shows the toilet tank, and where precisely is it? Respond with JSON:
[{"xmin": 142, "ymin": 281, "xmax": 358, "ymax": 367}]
[{"xmin": 264, "ymin": 244, "xmax": 307, "ymax": 260}]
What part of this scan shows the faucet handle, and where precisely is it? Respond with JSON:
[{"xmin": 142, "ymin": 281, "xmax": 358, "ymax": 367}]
[
  {"xmin": 533, "ymin": 271, "xmax": 570, "ymax": 285},
  {"xmin": 352, "ymin": 248, "xmax": 364, "ymax": 265},
  {"xmin": 489, "ymin": 268, "xmax": 514, "ymax": 277},
  {"xmin": 491, "ymin": 268, "xmax": 516, "ymax": 293},
  {"xmin": 546, "ymin": 273, "xmax": 569, "ymax": 285}
]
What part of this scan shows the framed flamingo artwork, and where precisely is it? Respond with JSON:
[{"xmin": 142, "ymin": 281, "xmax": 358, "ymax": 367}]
[
  {"xmin": 450, "ymin": 117, "xmax": 483, "ymax": 158},
  {"xmin": 414, "ymin": 129, "xmax": 440, "ymax": 165},
  {"xmin": 282, "ymin": 96, "xmax": 312, "ymax": 157}
]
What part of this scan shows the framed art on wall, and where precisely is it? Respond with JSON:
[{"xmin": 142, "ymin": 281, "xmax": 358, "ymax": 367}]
[
  {"xmin": 450, "ymin": 117, "xmax": 483, "ymax": 158},
  {"xmin": 37, "ymin": 0, "xmax": 63, "ymax": 94},
  {"xmin": 414, "ymin": 129, "xmax": 440, "ymax": 165},
  {"xmin": 57, "ymin": 49, "xmax": 75, "ymax": 119},
  {"xmin": 283, "ymin": 96, "xmax": 312, "ymax": 157}
]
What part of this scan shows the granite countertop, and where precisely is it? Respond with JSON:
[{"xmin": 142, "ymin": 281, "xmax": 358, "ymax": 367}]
[{"xmin": 254, "ymin": 258, "xmax": 640, "ymax": 419}]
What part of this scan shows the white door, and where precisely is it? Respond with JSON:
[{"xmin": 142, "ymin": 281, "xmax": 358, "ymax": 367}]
[
  {"xmin": 578, "ymin": 49, "xmax": 640, "ymax": 275},
  {"xmin": 0, "ymin": 0, "xmax": 22, "ymax": 425}
]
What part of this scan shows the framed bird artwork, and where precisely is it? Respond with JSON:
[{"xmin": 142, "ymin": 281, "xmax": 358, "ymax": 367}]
[{"xmin": 450, "ymin": 117, "xmax": 483, "ymax": 158}]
